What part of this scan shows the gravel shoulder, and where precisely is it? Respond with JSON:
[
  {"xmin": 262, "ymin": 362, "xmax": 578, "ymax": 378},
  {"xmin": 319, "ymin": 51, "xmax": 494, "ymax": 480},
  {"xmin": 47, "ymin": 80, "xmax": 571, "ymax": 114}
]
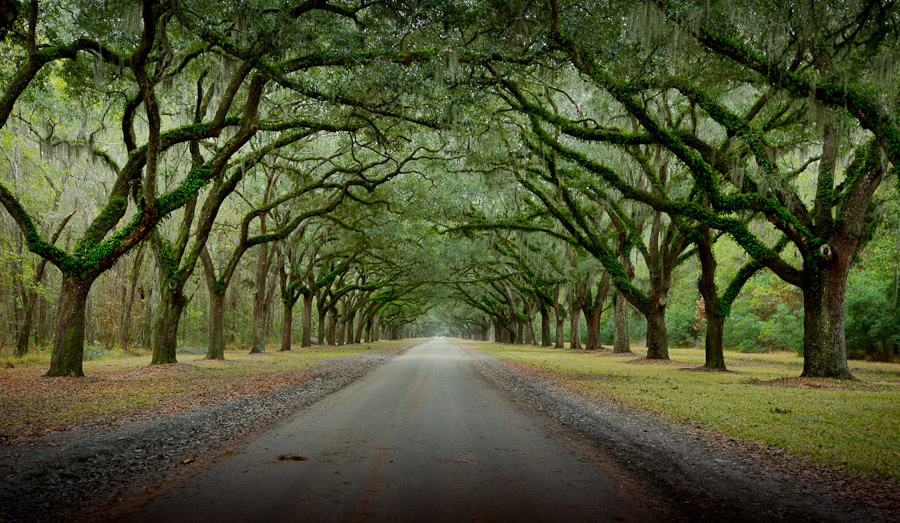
[
  {"xmin": 0, "ymin": 345, "xmax": 414, "ymax": 523},
  {"xmin": 467, "ymin": 344, "xmax": 898, "ymax": 522},
  {"xmin": 3, "ymin": 339, "xmax": 895, "ymax": 522}
]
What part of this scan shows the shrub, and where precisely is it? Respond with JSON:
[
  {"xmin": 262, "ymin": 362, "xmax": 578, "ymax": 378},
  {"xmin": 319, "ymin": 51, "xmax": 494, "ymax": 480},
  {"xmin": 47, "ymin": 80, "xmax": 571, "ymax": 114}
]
[
  {"xmin": 666, "ymin": 299, "xmax": 701, "ymax": 347},
  {"xmin": 758, "ymin": 302, "xmax": 803, "ymax": 354},
  {"xmin": 845, "ymin": 283, "xmax": 900, "ymax": 361},
  {"xmin": 83, "ymin": 344, "xmax": 110, "ymax": 361}
]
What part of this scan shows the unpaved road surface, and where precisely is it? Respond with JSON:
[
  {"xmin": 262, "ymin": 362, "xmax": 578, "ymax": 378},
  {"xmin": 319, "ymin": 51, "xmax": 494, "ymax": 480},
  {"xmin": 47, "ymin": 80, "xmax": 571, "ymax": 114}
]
[{"xmin": 116, "ymin": 339, "xmax": 653, "ymax": 522}]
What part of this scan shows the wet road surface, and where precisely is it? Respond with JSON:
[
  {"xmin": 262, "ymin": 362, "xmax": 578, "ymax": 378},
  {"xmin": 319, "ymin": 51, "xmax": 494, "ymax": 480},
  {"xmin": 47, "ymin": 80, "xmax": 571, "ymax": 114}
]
[{"xmin": 119, "ymin": 339, "xmax": 653, "ymax": 522}]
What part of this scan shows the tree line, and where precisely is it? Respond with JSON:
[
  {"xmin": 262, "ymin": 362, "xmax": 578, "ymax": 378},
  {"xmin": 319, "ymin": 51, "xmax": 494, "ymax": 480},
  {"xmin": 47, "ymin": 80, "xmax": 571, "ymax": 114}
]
[{"xmin": 0, "ymin": 0, "xmax": 898, "ymax": 378}]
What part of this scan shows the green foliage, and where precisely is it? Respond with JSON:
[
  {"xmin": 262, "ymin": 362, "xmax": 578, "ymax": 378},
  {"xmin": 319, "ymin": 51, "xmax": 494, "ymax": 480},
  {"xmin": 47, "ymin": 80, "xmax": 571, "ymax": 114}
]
[
  {"xmin": 845, "ymin": 282, "xmax": 900, "ymax": 361},
  {"xmin": 666, "ymin": 298, "xmax": 701, "ymax": 347},
  {"xmin": 82, "ymin": 344, "xmax": 111, "ymax": 361},
  {"xmin": 724, "ymin": 300, "xmax": 803, "ymax": 354}
]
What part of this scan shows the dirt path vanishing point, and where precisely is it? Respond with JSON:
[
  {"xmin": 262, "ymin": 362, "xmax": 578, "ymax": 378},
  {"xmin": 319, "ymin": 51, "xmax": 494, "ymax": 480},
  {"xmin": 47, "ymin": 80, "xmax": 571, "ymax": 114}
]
[{"xmin": 112, "ymin": 338, "xmax": 654, "ymax": 522}]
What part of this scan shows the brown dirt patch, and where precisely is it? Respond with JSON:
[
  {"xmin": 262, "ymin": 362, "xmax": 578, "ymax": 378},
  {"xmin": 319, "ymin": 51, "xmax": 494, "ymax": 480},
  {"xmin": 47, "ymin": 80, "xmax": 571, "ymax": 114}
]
[
  {"xmin": 627, "ymin": 357, "xmax": 687, "ymax": 366},
  {"xmin": 752, "ymin": 376, "xmax": 885, "ymax": 391}
]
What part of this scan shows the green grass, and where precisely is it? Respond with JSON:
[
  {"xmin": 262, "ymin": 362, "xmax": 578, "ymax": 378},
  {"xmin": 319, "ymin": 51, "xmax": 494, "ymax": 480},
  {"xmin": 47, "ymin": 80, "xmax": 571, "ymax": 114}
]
[{"xmin": 467, "ymin": 342, "xmax": 900, "ymax": 479}]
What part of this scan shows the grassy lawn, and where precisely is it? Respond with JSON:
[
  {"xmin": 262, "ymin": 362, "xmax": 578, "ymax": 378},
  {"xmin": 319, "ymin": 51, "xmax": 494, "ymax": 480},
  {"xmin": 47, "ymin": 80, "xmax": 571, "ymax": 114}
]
[
  {"xmin": 466, "ymin": 341, "xmax": 900, "ymax": 480},
  {"xmin": 0, "ymin": 340, "xmax": 418, "ymax": 440}
]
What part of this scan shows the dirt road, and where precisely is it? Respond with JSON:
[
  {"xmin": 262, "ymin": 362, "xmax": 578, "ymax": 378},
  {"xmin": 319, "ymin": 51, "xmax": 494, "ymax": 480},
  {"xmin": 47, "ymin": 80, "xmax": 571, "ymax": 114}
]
[{"xmin": 118, "ymin": 338, "xmax": 653, "ymax": 522}]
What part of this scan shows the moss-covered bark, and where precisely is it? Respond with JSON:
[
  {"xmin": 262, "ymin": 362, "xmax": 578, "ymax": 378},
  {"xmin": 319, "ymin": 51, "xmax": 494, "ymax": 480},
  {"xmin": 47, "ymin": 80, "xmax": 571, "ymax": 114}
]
[
  {"xmin": 151, "ymin": 288, "xmax": 186, "ymax": 365},
  {"xmin": 206, "ymin": 289, "xmax": 226, "ymax": 360},
  {"xmin": 46, "ymin": 275, "xmax": 94, "ymax": 377}
]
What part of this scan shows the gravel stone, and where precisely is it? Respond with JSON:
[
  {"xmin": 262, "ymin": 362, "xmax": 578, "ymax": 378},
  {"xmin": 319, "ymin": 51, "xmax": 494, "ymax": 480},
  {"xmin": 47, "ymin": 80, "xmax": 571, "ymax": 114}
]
[
  {"xmin": 0, "ymin": 351, "xmax": 399, "ymax": 523},
  {"xmin": 469, "ymin": 348, "xmax": 898, "ymax": 522}
]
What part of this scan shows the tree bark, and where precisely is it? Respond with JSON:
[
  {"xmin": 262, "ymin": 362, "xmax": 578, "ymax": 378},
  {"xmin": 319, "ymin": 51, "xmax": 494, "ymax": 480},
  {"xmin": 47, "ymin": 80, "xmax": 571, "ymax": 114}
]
[
  {"xmin": 118, "ymin": 244, "xmax": 145, "ymax": 351},
  {"xmin": 327, "ymin": 311, "xmax": 337, "ymax": 345},
  {"xmin": 301, "ymin": 293, "xmax": 314, "ymax": 347},
  {"xmin": 584, "ymin": 308, "xmax": 601, "ymax": 350},
  {"xmin": 613, "ymin": 290, "xmax": 631, "ymax": 353},
  {"xmin": 206, "ymin": 288, "xmax": 226, "ymax": 360},
  {"xmin": 250, "ymin": 245, "xmax": 269, "ymax": 354},
  {"xmin": 645, "ymin": 295, "xmax": 669, "ymax": 360},
  {"xmin": 539, "ymin": 301, "xmax": 552, "ymax": 346},
  {"xmin": 704, "ymin": 312, "xmax": 726, "ymax": 370},
  {"xmin": 151, "ymin": 287, "xmax": 186, "ymax": 364},
  {"xmin": 280, "ymin": 298, "xmax": 293, "ymax": 351},
  {"xmin": 317, "ymin": 301, "xmax": 328, "ymax": 345},
  {"xmin": 801, "ymin": 249, "xmax": 854, "ymax": 378},
  {"xmin": 696, "ymin": 226, "xmax": 727, "ymax": 370},
  {"xmin": 569, "ymin": 296, "xmax": 582, "ymax": 349},
  {"xmin": 46, "ymin": 275, "xmax": 94, "ymax": 377}
]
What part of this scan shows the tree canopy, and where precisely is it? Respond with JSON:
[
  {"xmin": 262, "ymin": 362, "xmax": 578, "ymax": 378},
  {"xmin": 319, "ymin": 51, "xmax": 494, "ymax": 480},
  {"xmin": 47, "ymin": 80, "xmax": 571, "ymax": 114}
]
[{"xmin": 0, "ymin": 0, "xmax": 897, "ymax": 378}]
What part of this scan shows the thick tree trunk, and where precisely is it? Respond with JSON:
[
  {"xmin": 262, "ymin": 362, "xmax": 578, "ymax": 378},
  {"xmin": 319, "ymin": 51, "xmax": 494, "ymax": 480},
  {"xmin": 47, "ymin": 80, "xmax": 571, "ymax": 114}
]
[
  {"xmin": 337, "ymin": 320, "xmax": 346, "ymax": 346},
  {"xmin": 704, "ymin": 313, "xmax": 727, "ymax": 370},
  {"xmin": 46, "ymin": 275, "xmax": 94, "ymax": 377},
  {"xmin": 317, "ymin": 303, "xmax": 327, "ymax": 345},
  {"xmin": 554, "ymin": 314, "xmax": 565, "ymax": 348},
  {"xmin": 801, "ymin": 257, "xmax": 854, "ymax": 378},
  {"xmin": 118, "ymin": 245, "xmax": 145, "ymax": 351},
  {"xmin": 584, "ymin": 309, "xmax": 601, "ymax": 350},
  {"xmin": 301, "ymin": 293, "xmax": 314, "ymax": 347},
  {"xmin": 206, "ymin": 289, "xmax": 227, "ymax": 360},
  {"xmin": 540, "ymin": 302, "xmax": 552, "ymax": 346},
  {"xmin": 569, "ymin": 299, "xmax": 582, "ymax": 350},
  {"xmin": 346, "ymin": 310, "xmax": 356, "ymax": 344},
  {"xmin": 553, "ymin": 287, "xmax": 565, "ymax": 348},
  {"xmin": 613, "ymin": 291, "xmax": 631, "ymax": 353},
  {"xmin": 280, "ymin": 299, "xmax": 293, "ymax": 351},
  {"xmin": 354, "ymin": 313, "xmax": 367, "ymax": 344},
  {"xmin": 151, "ymin": 288, "xmax": 186, "ymax": 364},
  {"xmin": 645, "ymin": 296, "xmax": 669, "ymax": 360},
  {"xmin": 327, "ymin": 312, "xmax": 337, "ymax": 345},
  {"xmin": 697, "ymin": 226, "xmax": 726, "ymax": 370}
]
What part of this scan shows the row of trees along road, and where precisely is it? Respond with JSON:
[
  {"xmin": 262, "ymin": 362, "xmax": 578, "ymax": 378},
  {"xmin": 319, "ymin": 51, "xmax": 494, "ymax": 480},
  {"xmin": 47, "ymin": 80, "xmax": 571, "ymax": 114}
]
[{"xmin": 0, "ymin": 0, "xmax": 898, "ymax": 378}]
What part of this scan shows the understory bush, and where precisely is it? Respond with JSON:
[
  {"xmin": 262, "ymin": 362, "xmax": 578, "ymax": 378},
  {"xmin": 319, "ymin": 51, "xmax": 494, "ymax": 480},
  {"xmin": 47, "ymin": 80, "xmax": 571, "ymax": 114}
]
[
  {"xmin": 845, "ymin": 283, "xmax": 900, "ymax": 361},
  {"xmin": 83, "ymin": 344, "xmax": 111, "ymax": 361},
  {"xmin": 666, "ymin": 298, "xmax": 702, "ymax": 347},
  {"xmin": 724, "ymin": 300, "xmax": 803, "ymax": 354}
]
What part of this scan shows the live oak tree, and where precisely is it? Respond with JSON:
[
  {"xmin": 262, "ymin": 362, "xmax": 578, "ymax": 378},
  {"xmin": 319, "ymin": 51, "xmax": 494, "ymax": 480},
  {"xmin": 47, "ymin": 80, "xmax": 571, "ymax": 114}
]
[
  {"xmin": 0, "ymin": 0, "xmax": 272, "ymax": 375},
  {"xmin": 537, "ymin": 0, "xmax": 898, "ymax": 377}
]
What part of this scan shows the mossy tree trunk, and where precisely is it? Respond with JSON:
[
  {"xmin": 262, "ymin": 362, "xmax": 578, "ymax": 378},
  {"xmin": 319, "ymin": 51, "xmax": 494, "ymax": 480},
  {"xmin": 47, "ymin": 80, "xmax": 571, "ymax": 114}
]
[
  {"xmin": 645, "ymin": 295, "xmax": 669, "ymax": 360},
  {"xmin": 151, "ymin": 286, "xmax": 187, "ymax": 364},
  {"xmin": 301, "ymin": 292, "xmax": 314, "ymax": 347},
  {"xmin": 696, "ymin": 226, "xmax": 727, "ymax": 370},
  {"xmin": 800, "ymin": 247, "xmax": 854, "ymax": 379},
  {"xmin": 280, "ymin": 298, "xmax": 294, "ymax": 352},
  {"xmin": 569, "ymin": 295, "xmax": 582, "ymax": 349},
  {"xmin": 539, "ymin": 300, "xmax": 552, "ymax": 347},
  {"xmin": 613, "ymin": 290, "xmax": 631, "ymax": 353},
  {"xmin": 327, "ymin": 310, "xmax": 337, "ymax": 345},
  {"xmin": 46, "ymin": 274, "xmax": 95, "ymax": 377},
  {"xmin": 206, "ymin": 288, "xmax": 226, "ymax": 360},
  {"xmin": 553, "ymin": 286, "xmax": 565, "ymax": 349}
]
